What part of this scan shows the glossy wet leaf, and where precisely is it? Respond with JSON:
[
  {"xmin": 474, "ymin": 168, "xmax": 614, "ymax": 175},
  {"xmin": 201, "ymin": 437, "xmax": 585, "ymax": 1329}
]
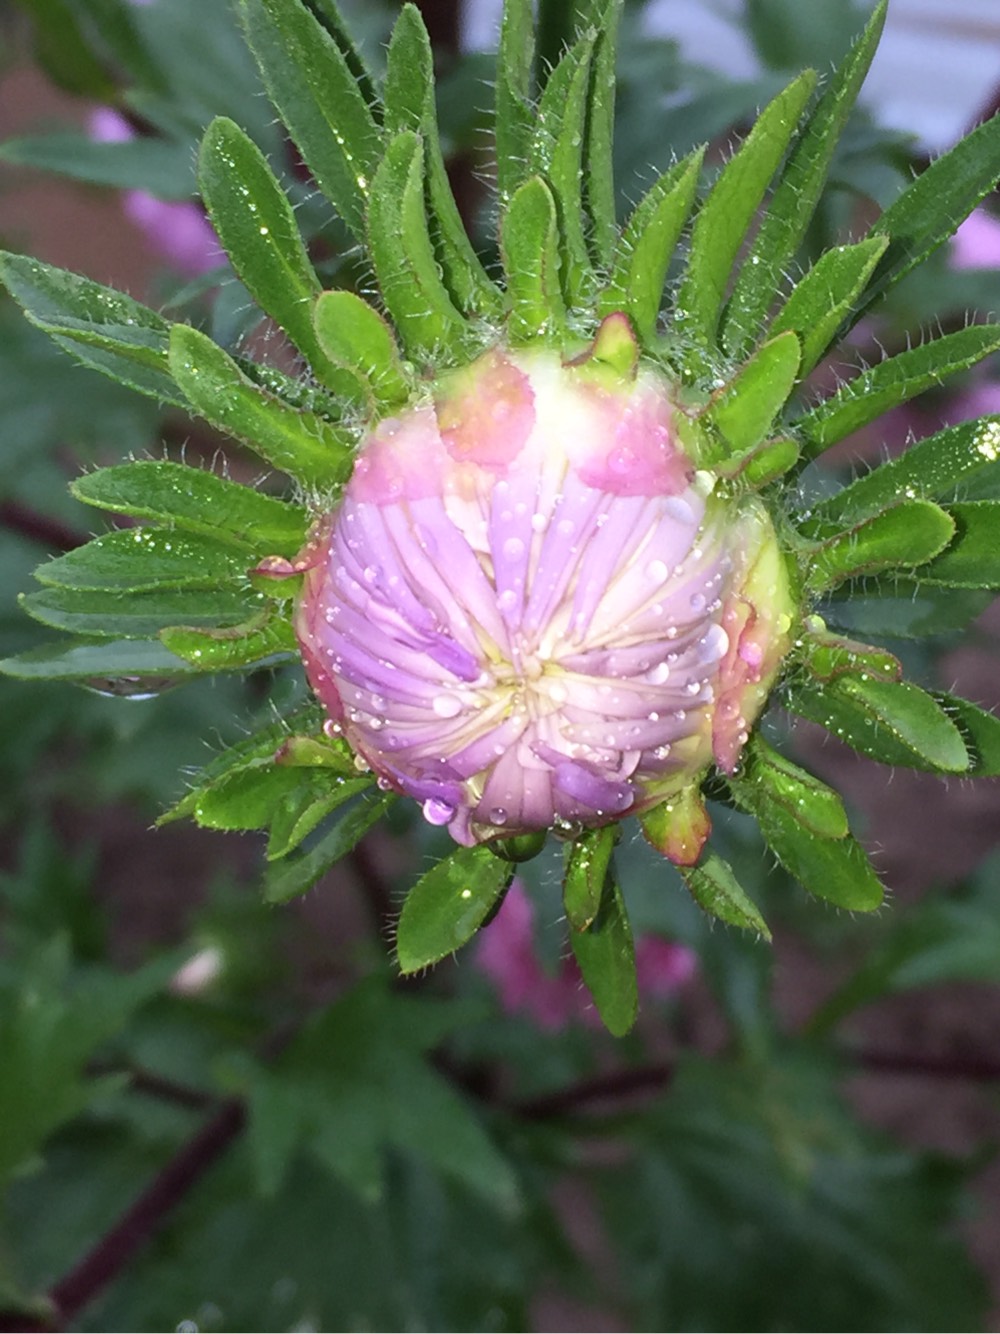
[
  {"xmin": 0, "ymin": 636, "xmax": 198, "ymax": 682},
  {"xmin": 168, "ymin": 325, "xmax": 354, "ymax": 489},
  {"xmin": 313, "ymin": 290, "xmax": 410, "ymax": 411},
  {"xmin": 569, "ymin": 865, "xmax": 638, "ymax": 1036},
  {"xmin": 804, "ymin": 500, "xmax": 955, "ymax": 591},
  {"xmin": 36, "ymin": 529, "xmax": 252, "ymax": 593},
  {"xmin": 396, "ymin": 845, "xmax": 514, "ymax": 974},
  {"xmin": 677, "ymin": 848, "xmax": 770, "ymax": 939},
  {"xmin": 21, "ymin": 584, "xmax": 264, "ymax": 639},
  {"xmin": 563, "ymin": 825, "xmax": 616, "ymax": 930},
  {"xmin": 71, "ymin": 461, "xmax": 308, "ymax": 556},
  {"xmin": 501, "ymin": 177, "xmax": 565, "ymax": 343},
  {"xmin": 160, "ymin": 615, "xmax": 297, "ymax": 670}
]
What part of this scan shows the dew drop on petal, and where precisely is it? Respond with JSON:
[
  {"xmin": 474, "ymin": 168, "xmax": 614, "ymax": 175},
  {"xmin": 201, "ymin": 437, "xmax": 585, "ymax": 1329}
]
[
  {"xmin": 423, "ymin": 797, "xmax": 456, "ymax": 826},
  {"xmin": 432, "ymin": 693, "xmax": 463, "ymax": 718}
]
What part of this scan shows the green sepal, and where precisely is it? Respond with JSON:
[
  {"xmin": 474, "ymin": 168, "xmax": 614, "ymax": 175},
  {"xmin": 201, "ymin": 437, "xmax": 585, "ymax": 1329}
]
[
  {"xmin": 720, "ymin": 0, "xmax": 887, "ymax": 357},
  {"xmin": 802, "ymin": 499, "xmax": 955, "ymax": 593},
  {"xmin": 700, "ymin": 331, "xmax": 800, "ymax": 460},
  {"xmin": 585, "ymin": 0, "xmax": 623, "ymax": 268},
  {"xmin": 677, "ymin": 847, "xmax": 770, "ymax": 939},
  {"xmin": 639, "ymin": 785, "xmax": 711, "ymax": 866},
  {"xmin": 35, "ymin": 529, "xmax": 253, "ymax": 593},
  {"xmin": 746, "ymin": 799, "xmax": 883, "ymax": 912},
  {"xmin": 798, "ymin": 622, "xmax": 902, "ymax": 683},
  {"xmin": 768, "ymin": 235, "xmax": 890, "ymax": 378},
  {"xmin": 675, "ymin": 70, "xmax": 816, "ymax": 354},
  {"xmin": 396, "ymin": 845, "xmax": 515, "ymax": 973},
  {"xmin": 168, "ymin": 325, "xmax": 355, "ymax": 490},
  {"xmin": 160, "ymin": 615, "xmax": 297, "ymax": 671},
  {"xmin": 313, "ymin": 290, "xmax": 411, "ymax": 412},
  {"xmin": 198, "ymin": 116, "xmax": 363, "ymax": 403},
  {"xmin": 736, "ymin": 736, "xmax": 849, "ymax": 840},
  {"xmin": 598, "ymin": 148, "xmax": 704, "ymax": 339},
  {"xmin": 796, "ymin": 325, "xmax": 1000, "ymax": 459},
  {"xmin": 528, "ymin": 31, "xmax": 596, "ymax": 307},
  {"xmin": 917, "ymin": 502, "xmax": 1000, "ymax": 587},
  {"xmin": 501, "ymin": 176, "xmax": 566, "ymax": 343},
  {"xmin": 786, "ymin": 675, "xmax": 970, "ymax": 773},
  {"xmin": 367, "ymin": 131, "xmax": 470, "ymax": 365},
  {"xmin": 20, "ymin": 584, "xmax": 264, "ymax": 640},
  {"xmin": 0, "ymin": 636, "xmax": 199, "ymax": 683},
  {"xmin": 568, "ymin": 861, "xmax": 638, "ymax": 1037},
  {"xmin": 854, "ymin": 111, "xmax": 1000, "ymax": 326},
  {"xmin": 934, "ymin": 693, "xmax": 1000, "ymax": 777},
  {"xmin": 0, "ymin": 251, "xmax": 184, "ymax": 406},
  {"xmin": 383, "ymin": 5, "xmax": 501, "ymax": 319},
  {"xmin": 70, "ymin": 461, "xmax": 308, "ymax": 557},
  {"xmin": 240, "ymin": 0, "xmax": 383, "ymax": 240},
  {"xmin": 495, "ymin": 0, "xmax": 536, "ymax": 205},
  {"xmin": 563, "ymin": 824, "xmax": 617, "ymax": 930},
  {"xmin": 264, "ymin": 794, "xmax": 395, "ymax": 900}
]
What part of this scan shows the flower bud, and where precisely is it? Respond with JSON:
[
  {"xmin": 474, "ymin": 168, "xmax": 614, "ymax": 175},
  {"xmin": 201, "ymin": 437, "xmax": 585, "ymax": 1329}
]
[{"xmin": 295, "ymin": 327, "xmax": 794, "ymax": 849}]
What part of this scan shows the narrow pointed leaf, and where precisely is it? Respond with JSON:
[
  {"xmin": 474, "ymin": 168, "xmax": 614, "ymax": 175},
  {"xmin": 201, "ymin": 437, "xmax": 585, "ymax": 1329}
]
[
  {"xmin": 585, "ymin": 0, "xmax": 623, "ymax": 267},
  {"xmin": 675, "ymin": 70, "xmax": 816, "ymax": 352},
  {"xmin": 0, "ymin": 252, "xmax": 183, "ymax": 405},
  {"xmin": 598, "ymin": 148, "xmax": 704, "ymax": 337},
  {"xmin": 304, "ymin": 0, "xmax": 380, "ymax": 112},
  {"xmin": 21, "ymin": 584, "xmax": 263, "ymax": 639},
  {"xmin": 384, "ymin": 5, "xmax": 501, "ymax": 318},
  {"xmin": 564, "ymin": 825, "xmax": 616, "ymax": 930},
  {"xmin": 168, "ymin": 325, "xmax": 354, "ymax": 489},
  {"xmin": 0, "ymin": 637, "xmax": 197, "ymax": 682},
  {"xmin": 529, "ymin": 33, "xmax": 596, "ymax": 306},
  {"xmin": 768, "ymin": 235, "xmax": 890, "ymax": 376},
  {"xmin": 71, "ymin": 461, "xmax": 308, "ymax": 556},
  {"xmin": 702, "ymin": 332, "xmax": 800, "ymax": 459},
  {"xmin": 160, "ymin": 616, "xmax": 297, "ymax": 670},
  {"xmin": 787, "ymin": 676, "xmax": 970, "ymax": 773},
  {"xmin": 240, "ymin": 0, "xmax": 383, "ymax": 239},
  {"xmin": 677, "ymin": 849, "xmax": 770, "ymax": 939},
  {"xmin": 198, "ymin": 117, "xmax": 362, "ymax": 402},
  {"xmin": 495, "ymin": 0, "xmax": 536, "ymax": 204},
  {"xmin": 396, "ymin": 845, "xmax": 515, "ymax": 973},
  {"xmin": 737, "ymin": 736, "xmax": 849, "ymax": 840},
  {"xmin": 569, "ymin": 865, "xmax": 638, "ymax": 1036},
  {"xmin": 753, "ymin": 803, "xmax": 883, "ymax": 911},
  {"xmin": 851, "ymin": 112, "xmax": 1000, "ymax": 325},
  {"xmin": 796, "ymin": 325, "xmax": 1000, "ymax": 459},
  {"xmin": 367, "ymin": 131, "xmax": 470, "ymax": 363},
  {"xmin": 264, "ymin": 793, "xmax": 395, "ymax": 904},
  {"xmin": 917, "ymin": 502, "xmax": 1000, "ymax": 587},
  {"xmin": 721, "ymin": 0, "xmax": 887, "ymax": 356},
  {"xmin": 501, "ymin": 176, "xmax": 566, "ymax": 343},
  {"xmin": 804, "ymin": 499, "xmax": 955, "ymax": 592},
  {"xmin": 934, "ymin": 693, "xmax": 1000, "ymax": 777},
  {"xmin": 267, "ymin": 781, "xmax": 373, "ymax": 861},
  {"xmin": 807, "ymin": 417, "xmax": 1000, "ymax": 527},
  {"xmin": 35, "ymin": 529, "xmax": 252, "ymax": 593},
  {"xmin": 313, "ymin": 290, "xmax": 410, "ymax": 410}
]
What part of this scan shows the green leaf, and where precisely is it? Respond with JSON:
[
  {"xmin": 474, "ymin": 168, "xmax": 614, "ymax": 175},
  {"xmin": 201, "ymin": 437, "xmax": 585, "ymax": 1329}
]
[
  {"xmin": 569, "ymin": 862, "xmax": 638, "ymax": 1036},
  {"xmin": 917, "ymin": 502, "xmax": 1000, "ymax": 587},
  {"xmin": 71, "ymin": 461, "xmax": 308, "ymax": 557},
  {"xmin": 0, "ymin": 252, "xmax": 184, "ymax": 406},
  {"xmin": 36, "ymin": 529, "xmax": 252, "ymax": 593},
  {"xmin": 0, "ymin": 636, "xmax": 198, "ymax": 683},
  {"xmin": 0, "ymin": 133, "xmax": 195, "ymax": 198},
  {"xmin": 675, "ymin": 70, "xmax": 816, "ymax": 353},
  {"xmin": 853, "ymin": 112, "xmax": 1000, "ymax": 325},
  {"xmin": 786, "ymin": 675, "xmax": 970, "ymax": 773},
  {"xmin": 806, "ymin": 417, "xmax": 1000, "ymax": 527},
  {"xmin": 598, "ymin": 148, "xmax": 704, "ymax": 338},
  {"xmin": 240, "ymin": 0, "xmax": 383, "ymax": 239},
  {"xmin": 501, "ymin": 176, "xmax": 566, "ymax": 343},
  {"xmin": 198, "ymin": 116, "xmax": 362, "ymax": 402},
  {"xmin": 266, "ymin": 780, "xmax": 373, "ymax": 861},
  {"xmin": 798, "ymin": 624, "xmax": 902, "ymax": 683},
  {"xmin": 21, "ymin": 584, "xmax": 264, "ymax": 639},
  {"xmin": 934, "ymin": 692, "xmax": 1000, "ymax": 777},
  {"xmin": 189, "ymin": 763, "xmax": 313, "ymax": 830},
  {"xmin": 701, "ymin": 331, "xmax": 800, "ymax": 459},
  {"xmin": 738, "ymin": 736, "xmax": 849, "ymax": 840},
  {"xmin": 803, "ymin": 499, "xmax": 955, "ymax": 592},
  {"xmin": 677, "ymin": 848, "xmax": 771, "ymax": 939},
  {"xmin": 585, "ymin": 0, "xmax": 623, "ymax": 268},
  {"xmin": 768, "ymin": 235, "xmax": 890, "ymax": 377},
  {"xmin": 796, "ymin": 325, "xmax": 1000, "ymax": 458},
  {"xmin": 160, "ymin": 615, "xmax": 298, "ymax": 670},
  {"xmin": 301, "ymin": 0, "xmax": 380, "ymax": 111},
  {"xmin": 824, "ymin": 581, "xmax": 995, "ymax": 640},
  {"xmin": 720, "ymin": 0, "xmax": 887, "ymax": 356},
  {"xmin": 563, "ymin": 825, "xmax": 616, "ymax": 931},
  {"xmin": 396, "ymin": 845, "xmax": 514, "ymax": 973},
  {"xmin": 168, "ymin": 325, "xmax": 354, "ymax": 489},
  {"xmin": 383, "ymin": 6, "xmax": 501, "ymax": 319},
  {"xmin": 528, "ymin": 32, "xmax": 597, "ymax": 307},
  {"xmin": 495, "ymin": 0, "xmax": 536, "ymax": 205},
  {"xmin": 263, "ymin": 793, "xmax": 395, "ymax": 903},
  {"xmin": 313, "ymin": 290, "xmax": 411, "ymax": 411},
  {"xmin": 367, "ymin": 131, "xmax": 470, "ymax": 364}
]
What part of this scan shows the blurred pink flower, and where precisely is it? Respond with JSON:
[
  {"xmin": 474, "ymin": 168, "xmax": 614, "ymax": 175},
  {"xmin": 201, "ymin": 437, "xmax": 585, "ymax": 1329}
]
[
  {"xmin": 951, "ymin": 208, "xmax": 1000, "ymax": 271},
  {"xmin": 88, "ymin": 108, "xmax": 219, "ymax": 278},
  {"xmin": 474, "ymin": 879, "xmax": 696, "ymax": 1031}
]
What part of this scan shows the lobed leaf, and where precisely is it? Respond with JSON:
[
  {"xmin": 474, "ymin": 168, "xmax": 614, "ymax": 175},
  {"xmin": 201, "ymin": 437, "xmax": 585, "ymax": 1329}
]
[
  {"xmin": 396, "ymin": 845, "xmax": 515, "ymax": 973},
  {"xmin": 568, "ymin": 862, "xmax": 638, "ymax": 1036},
  {"xmin": 501, "ymin": 176, "xmax": 566, "ymax": 343}
]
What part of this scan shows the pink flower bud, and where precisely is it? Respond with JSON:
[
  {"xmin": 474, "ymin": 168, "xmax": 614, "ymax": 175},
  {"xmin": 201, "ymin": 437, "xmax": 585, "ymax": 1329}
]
[{"xmin": 295, "ymin": 329, "xmax": 794, "ymax": 848}]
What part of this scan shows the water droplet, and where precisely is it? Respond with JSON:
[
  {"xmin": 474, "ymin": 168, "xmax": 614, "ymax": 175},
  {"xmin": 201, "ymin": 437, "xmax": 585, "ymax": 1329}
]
[
  {"xmin": 645, "ymin": 662, "xmax": 671, "ymax": 684},
  {"xmin": 432, "ymin": 693, "xmax": 463, "ymax": 718},
  {"xmin": 646, "ymin": 558, "xmax": 668, "ymax": 583},
  {"xmin": 423, "ymin": 797, "xmax": 456, "ymax": 826},
  {"xmin": 690, "ymin": 592, "xmax": 706, "ymax": 612},
  {"xmin": 489, "ymin": 806, "xmax": 508, "ymax": 825},
  {"xmin": 498, "ymin": 588, "xmax": 518, "ymax": 612},
  {"xmin": 556, "ymin": 518, "xmax": 575, "ymax": 538},
  {"xmin": 502, "ymin": 536, "xmax": 525, "ymax": 560}
]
